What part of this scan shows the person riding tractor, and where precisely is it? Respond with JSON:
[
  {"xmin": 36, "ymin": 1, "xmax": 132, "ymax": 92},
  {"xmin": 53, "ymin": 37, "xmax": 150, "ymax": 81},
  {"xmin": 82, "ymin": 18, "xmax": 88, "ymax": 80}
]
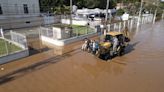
[{"xmin": 97, "ymin": 31, "xmax": 130, "ymax": 60}]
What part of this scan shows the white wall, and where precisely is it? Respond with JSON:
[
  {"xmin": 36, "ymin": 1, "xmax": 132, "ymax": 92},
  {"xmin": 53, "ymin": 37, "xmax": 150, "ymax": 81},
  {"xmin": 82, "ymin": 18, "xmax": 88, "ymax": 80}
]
[{"xmin": 61, "ymin": 19, "xmax": 88, "ymax": 26}]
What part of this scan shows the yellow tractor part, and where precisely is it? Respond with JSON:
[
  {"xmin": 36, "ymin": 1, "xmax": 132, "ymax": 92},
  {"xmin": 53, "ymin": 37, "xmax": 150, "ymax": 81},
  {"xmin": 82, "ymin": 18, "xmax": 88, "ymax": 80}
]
[
  {"xmin": 106, "ymin": 31, "xmax": 123, "ymax": 36},
  {"xmin": 100, "ymin": 42, "xmax": 111, "ymax": 48}
]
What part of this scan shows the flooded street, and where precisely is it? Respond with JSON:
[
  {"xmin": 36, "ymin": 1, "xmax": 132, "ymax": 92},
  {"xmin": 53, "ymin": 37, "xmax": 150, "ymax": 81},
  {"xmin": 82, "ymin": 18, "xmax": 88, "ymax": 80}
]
[{"xmin": 0, "ymin": 21, "xmax": 164, "ymax": 92}]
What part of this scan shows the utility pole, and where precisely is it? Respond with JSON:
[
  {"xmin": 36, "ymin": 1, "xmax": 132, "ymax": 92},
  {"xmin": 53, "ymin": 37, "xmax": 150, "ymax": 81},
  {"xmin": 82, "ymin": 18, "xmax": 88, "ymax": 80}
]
[
  {"xmin": 105, "ymin": 0, "xmax": 110, "ymax": 33},
  {"xmin": 105, "ymin": 0, "xmax": 110, "ymax": 24},
  {"xmin": 137, "ymin": 0, "xmax": 143, "ymax": 29},
  {"xmin": 153, "ymin": 1, "xmax": 159, "ymax": 24},
  {"xmin": 153, "ymin": 8, "xmax": 157, "ymax": 24},
  {"xmin": 162, "ymin": 10, "xmax": 164, "ymax": 20},
  {"xmin": 70, "ymin": 0, "xmax": 73, "ymax": 37}
]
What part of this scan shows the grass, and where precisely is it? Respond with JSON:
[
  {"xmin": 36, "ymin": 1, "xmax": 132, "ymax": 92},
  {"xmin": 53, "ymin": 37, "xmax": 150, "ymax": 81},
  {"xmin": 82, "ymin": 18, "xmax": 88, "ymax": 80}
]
[
  {"xmin": 72, "ymin": 25, "xmax": 95, "ymax": 35},
  {"xmin": 53, "ymin": 24, "xmax": 95, "ymax": 36},
  {"xmin": 53, "ymin": 24, "xmax": 71, "ymax": 28},
  {"xmin": 0, "ymin": 38, "xmax": 22, "ymax": 56}
]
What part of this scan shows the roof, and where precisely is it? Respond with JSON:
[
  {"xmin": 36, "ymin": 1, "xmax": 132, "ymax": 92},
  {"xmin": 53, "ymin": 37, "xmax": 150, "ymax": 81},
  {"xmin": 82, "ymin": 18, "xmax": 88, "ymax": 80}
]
[{"xmin": 106, "ymin": 31, "xmax": 123, "ymax": 36}]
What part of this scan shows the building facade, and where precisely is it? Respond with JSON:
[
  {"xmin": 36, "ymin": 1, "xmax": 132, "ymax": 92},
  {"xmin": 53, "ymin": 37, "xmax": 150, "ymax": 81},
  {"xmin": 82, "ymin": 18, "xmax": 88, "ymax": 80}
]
[
  {"xmin": 0, "ymin": 0, "xmax": 40, "ymax": 16},
  {"xmin": 0, "ymin": 0, "xmax": 42, "ymax": 29}
]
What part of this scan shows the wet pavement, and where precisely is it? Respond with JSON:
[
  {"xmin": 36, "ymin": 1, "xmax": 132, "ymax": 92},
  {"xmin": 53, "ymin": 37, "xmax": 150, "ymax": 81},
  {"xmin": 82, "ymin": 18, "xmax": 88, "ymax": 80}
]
[{"xmin": 0, "ymin": 21, "xmax": 164, "ymax": 92}]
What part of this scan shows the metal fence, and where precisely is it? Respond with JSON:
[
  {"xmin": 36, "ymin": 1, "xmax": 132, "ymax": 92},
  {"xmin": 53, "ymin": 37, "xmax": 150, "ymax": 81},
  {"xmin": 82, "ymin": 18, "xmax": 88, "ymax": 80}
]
[
  {"xmin": 0, "ymin": 28, "xmax": 28, "ymax": 57},
  {"xmin": 106, "ymin": 15, "xmax": 153, "ymax": 32},
  {"xmin": 10, "ymin": 31, "xmax": 28, "ymax": 49},
  {"xmin": 40, "ymin": 14, "xmax": 154, "ymax": 41},
  {"xmin": 40, "ymin": 27, "xmax": 54, "ymax": 38},
  {"xmin": 140, "ymin": 14, "xmax": 154, "ymax": 24},
  {"xmin": 40, "ymin": 25, "xmax": 96, "ymax": 40},
  {"xmin": 107, "ymin": 19, "xmax": 136, "ymax": 32}
]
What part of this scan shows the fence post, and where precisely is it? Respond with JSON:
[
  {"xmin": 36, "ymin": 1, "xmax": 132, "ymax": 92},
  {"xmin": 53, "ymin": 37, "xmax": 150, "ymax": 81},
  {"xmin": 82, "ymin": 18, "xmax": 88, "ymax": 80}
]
[
  {"xmin": 24, "ymin": 35, "xmax": 28, "ymax": 49},
  {"xmin": 128, "ymin": 20, "xmax": 131, "ymax": 28},
  {"xmin": 46, "ymin": 28, "xmax": 48, "ymax": 36},
  {"xmin": 162, "ymin": 10, "xmax": 164, "ymax": 20},
  {"xmin": 142, "ymin": 16, "xmax": 144, "ymax": 24},
  {"xmin": 0, "ymin": 28, "xmax": 4, "ymax": 38},
  {"xmin": 143, "ymin": 16, "xmax": 145, "ymax": 24},
  {"xmin": 114, "ymin": 23, "xmax": 116, "ymax": 31},
  {"xmin": 10, "ymin": 30, "xmax": 13, "ymax": 41},
  {"xmin": 141, "ymin": 16, "xmax": 143, "ymax": 24},
  {"xmin": 123, "ymin": 21, "xmax": 126, "ymax": 29},
  {"xmin": 10, "ymin": 30, "xmax": 14, "ymax": 52},
  {"xmin": 108, "ymin": 24, "xmax": 110, "ymax": 32},
  {"xmin": 147, "ymin": 16, "xmax": 149, "ymax": 23},
  {"xmin": 1, "ymin": 28, "xmax": 9, "ymax": 55},
  {"xmin": 144, "ymin": 16, "xmax": 145, "ymax": 24},
  {"xmin": 153, "ymin": 9, "xmax": 157, "ymax": 24},
  {"xmin": 150, "ymin": 15, "xmax": 152, "ymax": 23},
  {"xmin": 39, "ymin": 27, "xmax": 42, "ymax": 51},
  {"xmin": 130, "ymin": 19, "xmax": 133, "ymax": 31},
  {"xmin": 117, "ymin": 23, "xmax": 119, "ymax": 31},
  {"xmin": 144, "ymin": 16, "xmax": 146, "ymax": 24},
  {"xmin": 119, "ymin": 22, "xmax": 121, "ymax": 32}
]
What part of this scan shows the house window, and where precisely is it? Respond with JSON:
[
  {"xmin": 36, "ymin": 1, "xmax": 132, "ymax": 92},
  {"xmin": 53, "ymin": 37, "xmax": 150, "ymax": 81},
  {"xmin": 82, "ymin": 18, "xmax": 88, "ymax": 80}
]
[
  {"xmin": 0, "ymin": 5, "xmax": 3, "ymax": 14},
  {"xmin": 23, "ymin": 4, "xmax": 29, "ymax": 14}
]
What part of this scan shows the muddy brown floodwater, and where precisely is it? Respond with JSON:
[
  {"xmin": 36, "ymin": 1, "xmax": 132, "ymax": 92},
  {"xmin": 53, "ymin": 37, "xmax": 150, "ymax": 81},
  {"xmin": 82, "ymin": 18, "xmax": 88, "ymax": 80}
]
[{"xmin": 0, "ymin": 21, "xmax": 164, "ymax": 92}]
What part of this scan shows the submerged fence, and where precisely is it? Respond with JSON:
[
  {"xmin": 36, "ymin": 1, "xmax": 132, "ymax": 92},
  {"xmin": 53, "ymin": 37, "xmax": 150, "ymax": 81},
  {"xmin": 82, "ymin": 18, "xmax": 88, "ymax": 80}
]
[
  {"xmin": 0, "ymin": 28, "xmax": 28, "ymax": 57},
  {"xmin": 105, "ymin": 14, "xmax": 154, "ymax": 32},
  {"xmin": 106, "ymin": 18, "xmax": 137, "ymax": 32},
  {"xmin": 41, "ymin": 14, "xmax": 154, "ymax": 41}
]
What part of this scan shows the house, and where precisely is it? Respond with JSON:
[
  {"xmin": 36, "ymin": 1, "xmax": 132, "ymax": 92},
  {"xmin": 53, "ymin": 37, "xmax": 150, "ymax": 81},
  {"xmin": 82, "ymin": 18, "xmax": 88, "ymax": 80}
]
[
  {"xmin": 0, "ymin": 0, "xmax": 40, "ymax": 16},
  {"xmin": 0, "ymin": 0, "xmax": 42, "ymax": 29}
]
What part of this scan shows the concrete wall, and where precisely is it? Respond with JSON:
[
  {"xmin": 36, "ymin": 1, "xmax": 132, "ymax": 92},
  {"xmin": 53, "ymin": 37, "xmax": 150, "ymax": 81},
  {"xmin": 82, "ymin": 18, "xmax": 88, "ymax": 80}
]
[
  {"xmin": 0, "ymin": 15, "xmax": 61, "ymax": 29},
  {"xmin": 0, "ymin": 16, "xmax": 43, "ymax": 29},
  {"xmin": 41, "ymin": 36, "xmax": 65, "ymax": 46},
  {"xmin": 0, "ymin": 49, "xmax": 29, "ymax": 64}
]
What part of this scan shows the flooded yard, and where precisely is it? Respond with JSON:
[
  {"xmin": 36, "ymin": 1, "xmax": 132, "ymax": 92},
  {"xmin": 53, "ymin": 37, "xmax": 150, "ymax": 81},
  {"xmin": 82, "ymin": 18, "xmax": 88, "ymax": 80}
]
[{"xmin": 0, "ymin": 21, "xmax": 164, "ymax": 92}]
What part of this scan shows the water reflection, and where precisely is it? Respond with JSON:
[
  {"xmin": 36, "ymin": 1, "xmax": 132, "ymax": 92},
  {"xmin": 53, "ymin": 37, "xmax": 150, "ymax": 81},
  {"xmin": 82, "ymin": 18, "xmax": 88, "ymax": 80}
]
[{"xmin": 75, "ymin": 55, "xmax": 127, "ymax": 78}]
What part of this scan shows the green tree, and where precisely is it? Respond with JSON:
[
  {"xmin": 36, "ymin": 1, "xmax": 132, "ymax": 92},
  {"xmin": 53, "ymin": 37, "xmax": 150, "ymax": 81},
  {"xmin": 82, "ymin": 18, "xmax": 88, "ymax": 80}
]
[{"xmin": 39, "ymin": 0, "xmax": 117, "ymax": 13}]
